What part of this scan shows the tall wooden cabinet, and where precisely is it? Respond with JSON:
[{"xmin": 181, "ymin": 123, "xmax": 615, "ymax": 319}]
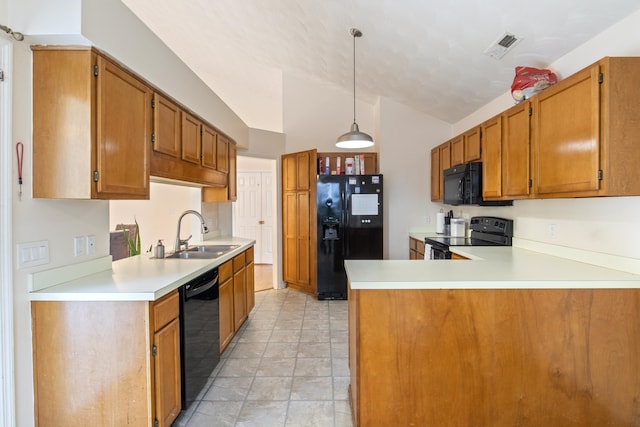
[
  {"xmin": 31, "ymin": 290, "xmax": 181, "ymax": 427},
  {"xmin": 33, "ymin": 47, "xmax": 152, "ymax": 199},
  {"xmin": 282, "ymin": 149, "xmax": 317, "ymax": 295}
]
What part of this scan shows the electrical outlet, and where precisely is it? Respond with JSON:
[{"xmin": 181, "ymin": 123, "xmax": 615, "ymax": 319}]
[
  {"xmin": 86, "ymin": 235, "xmax": 96, "ymax": 255},
  {"xmin": 74, "ymin": 236, "xmax": 86, "ymax": 256},
  {"xmin": 424, "ymin": 215, "xmax": 431, "ymax": 225},
  {"xmin": 549, "ymin": 223, "xmax": 557, "ymax": 239}
]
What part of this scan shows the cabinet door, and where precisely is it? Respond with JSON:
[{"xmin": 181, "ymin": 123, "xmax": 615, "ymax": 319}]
[
  {"xmin": 451, "ymin": 136, "xmax": 464, "ymax": 166},
  {"xmin": 201, "ymin": 125, "xmax": 217, "ymax": 169},
  {"xmin": 533, "ymin": 64, "xmax": 601, "ymax": 195},
  {"xmin": 440, "ymin": 142, "xmax": 451, "ymax": 170},
  {"xmin": 219, "ymin": 277, "xmax": 234, "ymax": 352},
  {"xmin": 153, "ymin": 93, "xmax": 181, "ymax": 158},
  {"xmin": 216, "ymin": 135, "xmax": 229, "ymax": 173},
  {"xmin": 228, "ymin": 143, "xmax": 237, "ymax": 201},
  {"xmin": 481, "ymin": 116, "xmax": 502, "ymax": 199},
  {"xmin": 463, "ymin": 126, "xmax": 481, "ymax": 162},
  {"xmin": 95, "ymin": 55, "xmax": 151, "ymax": 199},
  {"xmin": 296, "ymin": 151, "xmax": 312, "ymax": 191},
  {"xmin": 502, "ymin": 101, "xmax": 531, "ymax": 198},
  {"xmin": 246, "ymin": 260, "xmax": 255, "ymax": 314},
  {"xmin": 233, "ymin": 267, "xmax": 247, "ymax": 331},
  {"xmin": 430, "ymin": 147, "xmax": 441, "ymax": 201},
  {"xmin": 283, "ymin": 191, "xmax": 299, "ymax": 283},
  {"xmin": 181, "ymin": 111, "xmax": 202, "ymax": 165},
  {"xmin": 154, "ymin": 318, "xmax": 181, "ymax": 427}
]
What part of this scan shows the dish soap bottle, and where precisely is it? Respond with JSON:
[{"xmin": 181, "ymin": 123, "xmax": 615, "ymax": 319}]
[{"xmin": 154, "ymin": 240, "xmax": 165, "ymax": 259}]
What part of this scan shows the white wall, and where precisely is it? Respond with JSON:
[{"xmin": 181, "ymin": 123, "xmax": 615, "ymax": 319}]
[
  {"xmin": 377, "ymin": 97, "xmax": 451, "ymax": 259},
  {"xmin": 283, "ymin": 72, "xmax": 377, "ymax": 153}
]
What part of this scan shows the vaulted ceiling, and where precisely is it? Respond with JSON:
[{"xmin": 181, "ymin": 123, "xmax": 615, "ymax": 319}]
[{"xmin": 122, "ymin": 0, "xmax": 640, "ymax": 132}]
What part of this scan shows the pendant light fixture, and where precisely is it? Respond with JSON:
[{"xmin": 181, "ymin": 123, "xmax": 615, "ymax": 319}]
[{"xmin": 336, "ymin": 28, "xmax": 374, "ymax": 149}]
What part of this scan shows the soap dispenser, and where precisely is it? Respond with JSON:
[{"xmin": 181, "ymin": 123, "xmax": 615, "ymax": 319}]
[{"xmin": 154, "ymin": 240, "xmax": 165, "ymax": 259}]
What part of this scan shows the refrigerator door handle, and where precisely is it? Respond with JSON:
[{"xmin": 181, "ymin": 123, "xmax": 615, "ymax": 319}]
[{"xmin": 342, "ymin": 190, "xmax": 349, "ymax": 257}]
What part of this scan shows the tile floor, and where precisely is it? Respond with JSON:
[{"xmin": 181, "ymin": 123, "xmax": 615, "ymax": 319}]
[{"xmin": 175, "ymin": 288, "xmax": 353, "ymax": 427}]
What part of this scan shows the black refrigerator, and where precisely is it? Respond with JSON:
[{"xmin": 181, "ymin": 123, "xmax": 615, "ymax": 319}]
[{"xmin": 317, "ymin": 174, "xmax": 383, "ymax": 300}]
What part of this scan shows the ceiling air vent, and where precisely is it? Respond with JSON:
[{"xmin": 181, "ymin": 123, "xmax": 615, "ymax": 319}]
[{"xmin": 483, "ymin": 32, "xmax": 522, "ymax": 60}]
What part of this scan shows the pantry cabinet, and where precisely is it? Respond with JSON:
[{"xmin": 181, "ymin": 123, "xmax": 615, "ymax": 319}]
[
  {"xmin": 31, "ymin": 290, "xmax": 181, "ymax": 427},
  {"xmin": 33, "ymin": 47, "xmax": 152, "ymax": 199},
  {"xmin": 282, "ymin": 149, "xmax": 318, "ymax": 295}
]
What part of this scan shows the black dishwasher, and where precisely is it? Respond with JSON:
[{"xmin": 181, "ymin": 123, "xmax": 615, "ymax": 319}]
[{"xmin": 179, "ymin": 267, "xmax": 220, "ymax": 410}]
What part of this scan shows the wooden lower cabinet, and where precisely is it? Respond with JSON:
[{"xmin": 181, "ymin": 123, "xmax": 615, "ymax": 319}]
[
  {"xmin": 233, "ymin": 252, "xmax": 248, "ymax": 331},
  {"xmin": 409, "ymin": 237, "xmax": 425, "ymax": 259},
  {"xmin": 219, "ymin": 246, "xmax": 256, "ymax": 353},
  {"xmin": 31, "ymin": 290, "xmax": 181, "ymax": 427},
  {"xmin": 219, "ymin": 260, "xmax": 235, "ymax": 352},
  {"xmin": 348, "ymin": 285, "xmax": 640, "ymax": 427}
]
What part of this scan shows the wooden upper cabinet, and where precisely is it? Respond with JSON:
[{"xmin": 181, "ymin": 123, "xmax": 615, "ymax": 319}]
[
  {"xmin": 181, "ymin": 111, "xmax": 202, "ymax": 165},
  {"xmin": 201, "ymin": 125, "xmax": 218, "ymax": 170},
  {"xmin": 217, "ymin": 135, "xmax": 230, "ymax": 174},
  {"xmin": 430, "ymin": 142, "xmax": 450, "ymax": 202},
  {"xmin": 450, "ymin": 136, "xmax": 464, "ymax": 166},
  {"xmin": 227, "ymin": 143, "xmax": 237, "ymax": 201},
  {"xmin": 480, "ymin": 115, "xmax": 502, "ymax": 199},
  {"xmin": 533, "ymin": 63, "xmax": 601, "ymax": 196},
  {"xmin": 33, "ymin": 47, "xmax": 152, "ymax": 200},
  {"xmin": 463, "ymin": 126, "xmax": 481, "ymax": 162},
  {"xmin": 502, "ymin": 101, "xmax": 532, "ymax": 198},
  {"xmin": 153, "ymin": 93, "xmax": 181, "ymax": 158}
]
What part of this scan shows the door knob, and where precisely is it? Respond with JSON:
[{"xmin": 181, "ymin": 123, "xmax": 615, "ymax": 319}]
[{"xmin": 259, "ymin": 220, "xmax": 265, "ymax": 224}]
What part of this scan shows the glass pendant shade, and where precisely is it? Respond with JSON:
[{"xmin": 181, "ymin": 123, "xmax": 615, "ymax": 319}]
[
  {"xmin": 336, "ymin": 28, "xmax": 374, "ymax": 149},
  {"xmin": 336, "ymin": 122, "xmax": 374, "ymax": 148}
]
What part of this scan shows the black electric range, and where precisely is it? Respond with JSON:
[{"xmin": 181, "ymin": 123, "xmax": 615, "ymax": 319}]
[{"xmin": 425, "ymin": 216, "xmax": 513, "ymax": 259}]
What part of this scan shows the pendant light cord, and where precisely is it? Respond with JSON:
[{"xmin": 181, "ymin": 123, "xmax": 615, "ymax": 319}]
[{"xmin": 352, "ymin": 32, "xmax": 356, "ymax": 124}]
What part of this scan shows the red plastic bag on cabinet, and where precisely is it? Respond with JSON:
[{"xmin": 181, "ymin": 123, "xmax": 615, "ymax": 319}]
[{"xmin": 510, "ymin": 66, "xmax": 558, "ymax": 102}]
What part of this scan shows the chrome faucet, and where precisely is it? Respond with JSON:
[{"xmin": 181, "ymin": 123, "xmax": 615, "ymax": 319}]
[{"xmin": 174, "ymin": 210, "xmax": 210, "ymax": 253}]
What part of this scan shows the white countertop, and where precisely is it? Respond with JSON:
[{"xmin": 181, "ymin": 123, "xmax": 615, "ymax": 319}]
[
  {"xmin": 29, "ymin": 237, "xmax": 255, "ymax": 301},
  {"xmin": 346, "ymin": 245, "xmax": 640, "ymax": 290}
]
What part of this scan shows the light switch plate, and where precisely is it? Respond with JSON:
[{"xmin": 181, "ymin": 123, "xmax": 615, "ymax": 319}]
[
  {"xmin": 16, "ymin": 240, "xmax": 49, "ymax": 269},
  {"xmin": 74, "ymin": 236, "xmax": 86, "ymax": 256}
]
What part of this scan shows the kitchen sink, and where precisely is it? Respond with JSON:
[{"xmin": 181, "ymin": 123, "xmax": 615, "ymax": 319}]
[{"xmin": 165, "ymin": 244, "xmax": 239, "ymax": 259}]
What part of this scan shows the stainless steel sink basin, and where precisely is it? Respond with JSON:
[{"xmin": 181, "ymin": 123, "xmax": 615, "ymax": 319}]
[
  {"xmin": 165, "ymin": 244, "xmax": 239, "ymax": 259},
  {"xmin": 187, "ymin": 244, "xmax": 239, "ymax": 253}
]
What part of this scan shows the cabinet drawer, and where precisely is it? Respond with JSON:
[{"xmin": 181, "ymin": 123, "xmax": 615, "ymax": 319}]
[
  {"xmin": 409, "ymin": 238, "xmax": 417, "ymax": 251},
  {"xmin": 233, "ymin": 252, "xmax": 246, "ymax": 272},
  {"xmin": 416, "ymin": 240, "xmax": 425, "ymax": 256},
  {"xmin": 153, "ymin": 290, "xmax": 179, "ymax": 332},
  {"xmin": 219, "ymin": 260, "xmax": 233, "ymax": 282},
  {"xmin": 245, "ymin": 246, "xmax": 254, "ymax": 264}
]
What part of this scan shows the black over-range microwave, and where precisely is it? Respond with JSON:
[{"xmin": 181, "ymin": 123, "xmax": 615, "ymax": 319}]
[{"xmin": 442, "ymin": 162, "xmax": 512, "ymax": 206}]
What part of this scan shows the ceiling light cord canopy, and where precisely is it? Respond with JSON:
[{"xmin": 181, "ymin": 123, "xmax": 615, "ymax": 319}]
[
  {"xmin": 0, "ymin": 24, "xmax": 24, "ymax": 41},
  {"xmin": 336, "ymin": 28, "xmax": 374, "ymax": 149}
]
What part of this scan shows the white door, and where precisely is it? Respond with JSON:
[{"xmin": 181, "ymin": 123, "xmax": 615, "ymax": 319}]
[
  {"xmin": 260, "ymin": 172, "xmax": 274, "ymax": 264},
  {"xmin": 235, "ymin": 172, "xmax": 273, "ymax": 264}
]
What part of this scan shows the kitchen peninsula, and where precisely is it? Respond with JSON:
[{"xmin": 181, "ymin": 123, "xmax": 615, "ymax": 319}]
[{"xmin": 346, "ymin": 246, "xmax": 640, "ymax": 427}]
